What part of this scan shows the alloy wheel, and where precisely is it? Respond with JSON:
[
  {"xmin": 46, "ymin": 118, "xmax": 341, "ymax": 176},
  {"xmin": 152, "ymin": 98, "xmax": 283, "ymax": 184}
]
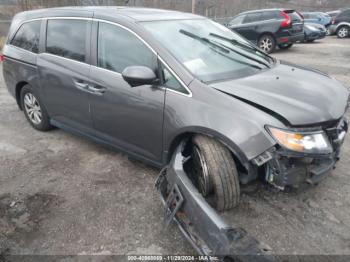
[
  {"xmin": 338, "ymin": 27, "xmax": 349, "ymax": 38},
  {"xmin": 259, "ymin": 37, "xmax": 273, "ymax": 53},
  {"xmin": 24, "ymin": 93, "xmax": 42, "ymax": 125}
]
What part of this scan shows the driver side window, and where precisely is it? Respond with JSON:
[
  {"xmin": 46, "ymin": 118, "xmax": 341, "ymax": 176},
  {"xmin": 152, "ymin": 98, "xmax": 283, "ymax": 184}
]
[{"xmin": 97, "ymin": 22, "xmax": 157, "ymax": 74}]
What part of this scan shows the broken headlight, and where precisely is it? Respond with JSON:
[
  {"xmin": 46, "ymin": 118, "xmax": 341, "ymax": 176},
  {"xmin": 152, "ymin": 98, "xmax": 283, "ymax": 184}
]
[{"xmin": 267, "ymin": 126, "xmax": 332, "ymax": 154}]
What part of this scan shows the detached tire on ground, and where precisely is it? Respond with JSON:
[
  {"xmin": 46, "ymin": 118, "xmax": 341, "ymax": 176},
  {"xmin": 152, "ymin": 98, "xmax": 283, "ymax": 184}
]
[
  {"xmin": 20, "ymin": 85, "xmax": 52, "ymax": 131},
  {"xmin": 191, "ymin": 135, "xmax": 240, "ymax": 211}
]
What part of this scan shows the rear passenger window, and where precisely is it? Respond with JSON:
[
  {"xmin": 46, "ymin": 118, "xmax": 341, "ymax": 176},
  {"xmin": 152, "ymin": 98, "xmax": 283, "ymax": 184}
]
[
  {"xmin": 97, "ymin": 22, "xmax": 157, "ymax": 73},
  {"xmin": 11, "ymin": 20, "xmax": 41, "ymax": 53},
  {"xmin": 46, "ymin": 19, "xmax": 88, "ymax": 62},
  {"xmin": 243, "ymin": 13, "xmax": 261, "ymax": 24}
]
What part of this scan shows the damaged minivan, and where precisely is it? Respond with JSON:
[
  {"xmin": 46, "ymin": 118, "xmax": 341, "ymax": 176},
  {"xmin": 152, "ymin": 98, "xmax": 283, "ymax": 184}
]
[{"xmin": 2, "ymin": 7, "xmax": 349, "ymax": 256}]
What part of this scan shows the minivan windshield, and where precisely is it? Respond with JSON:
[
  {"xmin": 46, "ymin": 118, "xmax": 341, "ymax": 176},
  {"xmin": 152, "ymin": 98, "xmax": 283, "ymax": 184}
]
[{"xmin": 142, "ymin": 19, "xmax": 274, "ymax": 82}]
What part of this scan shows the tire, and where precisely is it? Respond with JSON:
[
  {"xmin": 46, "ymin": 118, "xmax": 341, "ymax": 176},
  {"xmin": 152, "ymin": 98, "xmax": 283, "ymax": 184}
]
[
  {"xmin": 337, "ymin": 26, "xmax": 349, "ymax": 38},
  {"xmin": 279, "ymin": 43, "xmax": 293, "ymax": 49},
  {"xmin": 191, "ymin": 135, "xmax": 240, "ymax": 211},
  {"xmin": 257, "ymin": 34, "xmax": 276, "ymax": 54},
  {"xmin": 306, "ymin": 39, "xmax": 315, "ymax": 43},
  {"xmin": 20, "ymin": 85, "xmax": 52, "ymax": 131}
]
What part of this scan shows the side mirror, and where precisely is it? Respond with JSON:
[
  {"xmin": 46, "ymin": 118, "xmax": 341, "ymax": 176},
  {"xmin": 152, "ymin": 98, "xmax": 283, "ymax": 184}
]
[{"xmin": 122, "ymin": 66, "xmax": 157, "ymax": 87}]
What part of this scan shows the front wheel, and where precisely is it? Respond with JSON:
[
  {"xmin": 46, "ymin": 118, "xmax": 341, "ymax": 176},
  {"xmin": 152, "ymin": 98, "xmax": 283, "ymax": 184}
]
[
  {"xmin": 337, "ymin": 26, "xmax": 349, "ymax": 38},
  {"xmin": 258, "ymin": 34, "xmax": 276, "ymax": 53},
  {"xmin": 191, "ymin": 135, "xmax": 240, "ymax": 211}
]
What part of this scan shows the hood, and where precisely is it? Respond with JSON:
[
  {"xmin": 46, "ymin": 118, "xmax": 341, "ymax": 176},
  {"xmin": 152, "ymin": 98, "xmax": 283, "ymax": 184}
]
[{"xmin": 211, "ymin": 61, "xmax": 349, "ymax": 126}]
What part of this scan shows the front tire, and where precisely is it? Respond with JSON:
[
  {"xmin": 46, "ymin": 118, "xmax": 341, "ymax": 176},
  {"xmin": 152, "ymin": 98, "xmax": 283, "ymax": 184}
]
[
  {"xmin": 337, "ymin": 26, "xmax": 349, "ymax": 38},
  {"xmin": 20, "ymin": 85, "xmax": 52, "ymax": 131},
  {"xmin": 258, "ymin": 34, "xmax": 276, "ymax": 53},
  {"xmin": 191, "ymin": 135, "xmax": 240, "ymax": 211}
]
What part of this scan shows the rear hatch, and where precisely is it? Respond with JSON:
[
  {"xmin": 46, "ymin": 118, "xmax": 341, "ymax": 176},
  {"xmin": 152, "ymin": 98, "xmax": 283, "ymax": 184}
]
[{"xmin": 284, "ymin": 9, "xmax": 304, "ymax": 34}]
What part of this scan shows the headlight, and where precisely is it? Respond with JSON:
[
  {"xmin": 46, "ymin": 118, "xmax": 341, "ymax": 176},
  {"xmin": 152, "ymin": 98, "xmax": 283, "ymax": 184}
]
[{"xmin": 267, "ymin": 126, "xmax": 332, "ymax": 154}]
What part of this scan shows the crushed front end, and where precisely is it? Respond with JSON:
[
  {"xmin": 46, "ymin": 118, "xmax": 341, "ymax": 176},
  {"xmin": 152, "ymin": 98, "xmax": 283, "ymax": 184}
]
[
  {"xmin": 253, "ymin": 117, "xmax": 348, "ymax": 189},
  {"xmin": 155, "ymin": 141, "xmax": 271, "ymax": 261}
]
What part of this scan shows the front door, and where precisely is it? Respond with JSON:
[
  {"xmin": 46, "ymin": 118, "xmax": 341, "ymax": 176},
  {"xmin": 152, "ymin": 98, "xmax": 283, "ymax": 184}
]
[
  {"xmin": 38, "ymin": 17, "xmax": 93, "ymax": 131},
  {"xmin": 88, "ymin": 21, "xmax": 165, "ymax": 164}
]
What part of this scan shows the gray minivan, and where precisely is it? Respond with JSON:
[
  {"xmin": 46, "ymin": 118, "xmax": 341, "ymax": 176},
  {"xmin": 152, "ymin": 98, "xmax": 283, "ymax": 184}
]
[{"xmin": 2, "ymin": 7, "xmax": 349, "ymax": 213}]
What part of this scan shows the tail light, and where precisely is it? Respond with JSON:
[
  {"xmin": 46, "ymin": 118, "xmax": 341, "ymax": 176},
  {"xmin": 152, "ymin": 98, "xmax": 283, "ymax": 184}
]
[
  {"xmin": 280, "ymin": 11, "xmax": 291, "ymax": 28},
  {"xmin": 0, "ymin": 54, "xmax": 5, "ymax": 62}
]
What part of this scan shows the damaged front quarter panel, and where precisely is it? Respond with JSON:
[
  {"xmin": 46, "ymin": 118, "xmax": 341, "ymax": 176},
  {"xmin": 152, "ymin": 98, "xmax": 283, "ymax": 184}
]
[{"xmin": 155, "ymin": 141, "xmax": 271, "ymax": 261}]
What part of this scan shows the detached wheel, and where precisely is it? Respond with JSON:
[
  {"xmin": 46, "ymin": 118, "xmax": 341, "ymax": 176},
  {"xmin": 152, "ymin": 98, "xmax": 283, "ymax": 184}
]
[
  {"xmin": 258, "ymin": 34, "xmax": 276, "ymax": 53},
  {"xmin": 337, "ymin": 26, "xmax": 349, "ymax": 38},
  {"xmin": 20, "ymin": 85, "xmax": 52, "ymax": 131},
  {"xmin": 279, "ymin": 43, "xmax": 293, "ymax": 49},
  {"xmin": 191, "ymin": 135, "xmax": 240, "ymax": 211}
]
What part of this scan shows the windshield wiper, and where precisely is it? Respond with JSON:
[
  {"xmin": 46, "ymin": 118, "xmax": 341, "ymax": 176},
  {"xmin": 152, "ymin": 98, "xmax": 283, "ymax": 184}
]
[
  {"xmin": 179, "ymin": 29, "xmax": 230, "ymax": 54},
  {"xmin": 179, "ymin": 29, "xmax": 265, "ymax": 70},
  {"xmin": 209, "ymin": 33, "xmax": 275, "ymax": 64}
]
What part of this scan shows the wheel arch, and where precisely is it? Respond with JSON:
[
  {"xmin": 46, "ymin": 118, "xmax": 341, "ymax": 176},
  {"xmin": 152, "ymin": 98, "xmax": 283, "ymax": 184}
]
[
  {"xmin": 165, "ymin": 127, "xmax": 250, "ymax": 172},
  {"xmin": 258, "ymin": 32, "xmax": 277, "ymax": 42},
  {"xmin": 15, "ymin": 81, "xmax": 29, "ymax": 110}
]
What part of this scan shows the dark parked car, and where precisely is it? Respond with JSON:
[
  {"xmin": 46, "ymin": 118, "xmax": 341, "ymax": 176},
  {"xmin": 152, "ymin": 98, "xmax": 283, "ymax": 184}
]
[
  {"xmin": 2, "ymin": 7, "xmax": 349, "ymax": 255},
  {"xmin": 301, "ymin": 12, "xmax": 332, "ymax": 27},
  {"xmin": 303, "ymin": 23, "xmax": 327, "ymax": 42},
  {"xmin": 329, "ymin": 8, "xmax": 350, "ymax": 38},
  {"xmin": 226, "ymin": 9, "xmax": 305, "ymax": 53}
]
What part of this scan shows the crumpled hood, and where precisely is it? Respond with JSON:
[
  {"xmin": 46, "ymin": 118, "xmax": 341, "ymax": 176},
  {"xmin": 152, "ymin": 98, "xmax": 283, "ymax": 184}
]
[{"xmin": 211, "ymin": 61, "xmax": 349, "ymax": 126}]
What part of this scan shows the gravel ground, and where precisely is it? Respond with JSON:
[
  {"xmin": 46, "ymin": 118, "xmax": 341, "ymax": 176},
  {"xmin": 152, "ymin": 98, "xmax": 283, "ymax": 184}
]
[{"xmin": 0, "ymin": 36, "xmax": 349, "ymax": 256}]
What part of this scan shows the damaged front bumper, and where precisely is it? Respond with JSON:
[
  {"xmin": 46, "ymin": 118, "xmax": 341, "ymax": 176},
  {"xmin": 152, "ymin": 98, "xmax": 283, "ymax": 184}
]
[
  {"xmin": 155, "ymin": 142, "xmax": 270, "ymax": 261},
  {"xmin": 255, "ymin": 117, "xmax": 348, "ymax": 189}
]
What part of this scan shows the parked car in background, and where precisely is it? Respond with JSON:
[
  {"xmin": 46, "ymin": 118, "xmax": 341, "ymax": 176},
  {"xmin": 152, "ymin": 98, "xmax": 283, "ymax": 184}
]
[
  {"xmin": 301, "ymin": 12, "xmax": 332, "ymax": 34},
  {"xmin": 226, "ymin": 9, "xmax": 304, "ymax": 53},
  {"xmin": 329, "ymin": 9, "xmax": 350, "ymax": 38},
  {"xmin": 303, "ymin": 23, "xmax": 327, "ymax": 42},
  {"xmin": 302, "ymin": 12, "xmax": 332, "ymax": 26},
  {"xmin": 329, "ymin": 8, "xmax": 350, "ymax": 38}
]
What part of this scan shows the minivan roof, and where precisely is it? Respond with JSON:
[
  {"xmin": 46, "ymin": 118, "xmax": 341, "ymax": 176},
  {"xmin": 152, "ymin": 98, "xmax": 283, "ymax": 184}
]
[{"xmin": 14, "ymin": 6, "xmax": 203, "ymax": 22}]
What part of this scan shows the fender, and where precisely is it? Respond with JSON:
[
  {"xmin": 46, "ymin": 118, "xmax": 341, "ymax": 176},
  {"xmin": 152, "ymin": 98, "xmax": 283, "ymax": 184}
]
[
  {"xmin": 164, "ymin": 126, "xmax": 250, "ymax": 170},
  {"xmin": 335, "ymin": 22, "xmax": 350, "ymax": 30}
]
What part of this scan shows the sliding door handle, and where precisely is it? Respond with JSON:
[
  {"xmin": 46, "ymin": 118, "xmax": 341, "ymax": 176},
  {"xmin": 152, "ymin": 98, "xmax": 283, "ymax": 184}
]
[{"xmin": 88, "ymin": 85, "xmax": 107, "ymax": 94}]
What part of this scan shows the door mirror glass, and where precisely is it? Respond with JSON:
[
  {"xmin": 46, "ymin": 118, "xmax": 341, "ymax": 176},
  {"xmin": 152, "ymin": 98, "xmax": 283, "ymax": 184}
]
[{"xmin": 122, "ymin": 66, "xmax": 157, "ymax": 87}]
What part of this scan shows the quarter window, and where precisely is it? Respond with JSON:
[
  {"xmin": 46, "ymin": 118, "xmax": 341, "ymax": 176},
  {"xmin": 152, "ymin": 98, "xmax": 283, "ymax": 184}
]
[
  {"xmin": 11, "ymin": 20, "xmax": 41, "ymax": 53},
  {"xmin": 163, "ymin": 67, "xmax": 187, "ymax": 94},
  {"xmin": 97, "ymin": 22, "xmax": 157, "ymax": 73},
  {"xmin": 46, "ymin": 19, "xmax": 88, "ymax": 62}
]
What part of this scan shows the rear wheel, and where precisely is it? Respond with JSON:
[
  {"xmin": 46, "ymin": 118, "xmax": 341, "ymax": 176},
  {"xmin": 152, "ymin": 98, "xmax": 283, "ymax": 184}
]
[
  {"xmin": 279, "ymin": 43, "xmax": 293, "ymax": 49},
  {"xmin": 20, "ymin": 85, "xmax": 52, "ymax": 131},
  {"xmin": 190, "ymin": 135, "xmax": 240, "ymax": 211},
  {"xmin": 337, "ymin": 26, "xmax": 349, "ymax": 38},
  {"xmin": 258, "ymin": 34, "xmax": 276, "ymax": 53}
]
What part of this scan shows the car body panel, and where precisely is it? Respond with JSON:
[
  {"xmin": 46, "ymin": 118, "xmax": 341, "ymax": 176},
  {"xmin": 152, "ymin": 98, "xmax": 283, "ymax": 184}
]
[{"xmin": 211, "ymin": 62, "xmax": 349, "ymax": 126}]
